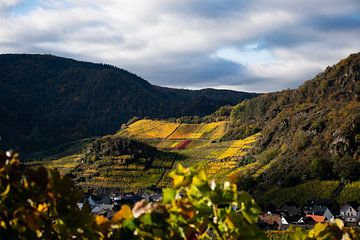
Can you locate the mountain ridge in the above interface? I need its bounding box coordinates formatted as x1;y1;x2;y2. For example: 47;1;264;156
24;52;360;204
0;53;258;153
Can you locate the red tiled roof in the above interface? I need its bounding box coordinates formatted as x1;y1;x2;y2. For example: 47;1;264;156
306;214;325;223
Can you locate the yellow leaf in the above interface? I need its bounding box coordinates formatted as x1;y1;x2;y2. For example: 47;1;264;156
193;171;207;186
334;218;344;230
37;203;48;213
0;220;6;228
112;205;133;222
0;184;10;197
23;178;29;189
96;215;108;226
225;215;235;229
175;175;185;186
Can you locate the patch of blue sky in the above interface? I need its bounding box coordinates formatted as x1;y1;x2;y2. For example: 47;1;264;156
215;42;276;65
10;0;39;15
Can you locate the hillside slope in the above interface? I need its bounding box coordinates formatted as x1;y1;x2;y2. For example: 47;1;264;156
31;53;360;203
33;120;260;191
224;52;360;190
0;54;258;153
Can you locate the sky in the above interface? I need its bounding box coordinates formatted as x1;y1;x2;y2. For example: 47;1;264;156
0;0;359;92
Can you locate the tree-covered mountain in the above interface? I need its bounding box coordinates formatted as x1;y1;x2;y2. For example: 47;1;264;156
223;53;360;189
0;54;258;153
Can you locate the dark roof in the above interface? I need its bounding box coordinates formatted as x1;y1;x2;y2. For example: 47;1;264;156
347;202;360;210
304;205;330;215
301;216;317;225
279;204;301;216
91;194;112;204
305;200;340;215
100;195;112;204
282;214;303;224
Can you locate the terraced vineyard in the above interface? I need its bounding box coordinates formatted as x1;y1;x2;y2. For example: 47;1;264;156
117;120;261;181
35;119;263;191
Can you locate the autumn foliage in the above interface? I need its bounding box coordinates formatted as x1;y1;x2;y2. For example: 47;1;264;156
0;150;359;239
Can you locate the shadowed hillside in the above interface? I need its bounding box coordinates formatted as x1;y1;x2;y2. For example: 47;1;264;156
0;54;258;153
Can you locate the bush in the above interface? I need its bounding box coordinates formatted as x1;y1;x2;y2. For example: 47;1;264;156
0;151;104;239
0;150;358;239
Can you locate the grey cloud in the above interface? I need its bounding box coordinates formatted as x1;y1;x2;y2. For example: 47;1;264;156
164;0;250;18
136;54;263;88
0;0;359;92
306;14;360;31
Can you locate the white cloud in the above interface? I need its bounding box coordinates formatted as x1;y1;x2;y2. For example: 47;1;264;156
0;0;359;92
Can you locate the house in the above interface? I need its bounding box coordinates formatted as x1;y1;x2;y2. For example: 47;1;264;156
305;214;326;223
77;193;91;210
258;210;306;230
141;192;151;202
91;204;115;216
280;214;303;226
304;205;334;221
149;193;162;202
88;194;112;206
278;202;301;216
297;215;318;227
258;213;281;230
340;202;360;223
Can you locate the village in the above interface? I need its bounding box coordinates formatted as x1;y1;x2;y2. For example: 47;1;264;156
77;189;360;230
77;189;163;219
258;200;360;230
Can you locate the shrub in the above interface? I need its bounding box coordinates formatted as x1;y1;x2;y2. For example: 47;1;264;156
0;150;358;239
0;151;104;239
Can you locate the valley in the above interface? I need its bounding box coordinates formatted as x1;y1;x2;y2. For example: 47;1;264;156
27;52;360;207
23;54;360;208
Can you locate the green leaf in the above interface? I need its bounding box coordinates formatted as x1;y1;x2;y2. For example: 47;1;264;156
162;188;176;204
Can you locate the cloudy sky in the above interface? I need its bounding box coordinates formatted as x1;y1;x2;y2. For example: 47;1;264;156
0;0;359;92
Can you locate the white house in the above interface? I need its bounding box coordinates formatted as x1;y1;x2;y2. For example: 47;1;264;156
340;203;360;223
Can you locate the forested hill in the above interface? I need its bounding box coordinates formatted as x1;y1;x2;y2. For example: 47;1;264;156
0;54;258;153
224;52;360;188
